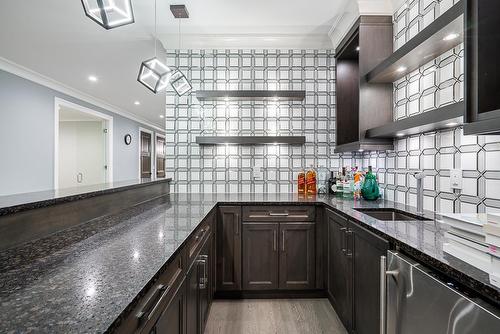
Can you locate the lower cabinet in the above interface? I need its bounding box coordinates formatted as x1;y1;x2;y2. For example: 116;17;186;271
151;281;186;334
242;222;316;291
326;209;389;334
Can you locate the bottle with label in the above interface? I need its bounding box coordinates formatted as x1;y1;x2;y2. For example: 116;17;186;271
298;169;306;195
306;165;317;195
328;171;337;195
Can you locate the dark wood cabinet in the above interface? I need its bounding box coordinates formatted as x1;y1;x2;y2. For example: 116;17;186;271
279;223;316;290
464;0;500;135
326;210;353;330
242;223;279;290
326;208;389;334
351;222;389;334
216;206;242;291
152;281;186;334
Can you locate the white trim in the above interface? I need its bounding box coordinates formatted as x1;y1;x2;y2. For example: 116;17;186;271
154;132;166;178
0;56;165;133
138;127;154;180
55;97;114;189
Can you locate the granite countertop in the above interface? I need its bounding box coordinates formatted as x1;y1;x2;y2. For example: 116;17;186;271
0;193;498;333
0;178;172;216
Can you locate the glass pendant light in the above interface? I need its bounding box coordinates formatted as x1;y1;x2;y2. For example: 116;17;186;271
81;0;134;29
137;0;172;94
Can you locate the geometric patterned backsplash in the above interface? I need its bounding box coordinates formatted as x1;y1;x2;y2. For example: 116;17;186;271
164;49;336;194
357;0;500;214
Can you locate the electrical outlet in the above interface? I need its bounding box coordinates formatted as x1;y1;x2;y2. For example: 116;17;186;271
253;167;263;180
450;169;462;190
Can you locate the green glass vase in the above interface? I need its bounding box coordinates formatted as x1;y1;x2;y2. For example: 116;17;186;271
361;169;380;201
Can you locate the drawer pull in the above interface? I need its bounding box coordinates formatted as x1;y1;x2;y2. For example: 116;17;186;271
136;284;170;324
269;212;289;217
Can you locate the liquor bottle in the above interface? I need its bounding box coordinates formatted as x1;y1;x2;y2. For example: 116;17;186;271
305;165;317;195
298;169;306;195
328;171;337;195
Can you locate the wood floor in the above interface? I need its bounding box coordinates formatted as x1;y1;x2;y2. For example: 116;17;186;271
204;298;348;334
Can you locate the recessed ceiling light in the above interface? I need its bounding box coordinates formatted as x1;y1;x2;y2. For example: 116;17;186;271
443;33;459;41
159;115;164;118
88;75;98;82
134;101;140;105
396;133;405;137
446;122;458;127
396;66;407;73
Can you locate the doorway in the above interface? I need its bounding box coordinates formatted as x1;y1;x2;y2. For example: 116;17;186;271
139;128;153;179
54;98;113;189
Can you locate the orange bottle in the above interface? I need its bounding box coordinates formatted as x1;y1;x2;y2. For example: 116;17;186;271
298;169;306;195
306;165;317;195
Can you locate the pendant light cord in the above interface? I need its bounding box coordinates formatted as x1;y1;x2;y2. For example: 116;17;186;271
178;19;181;50
154;0;157;57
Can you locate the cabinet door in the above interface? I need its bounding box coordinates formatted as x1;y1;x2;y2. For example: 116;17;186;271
216;206;242;291
351;222;389;334
185;261;199;334
152;280;186;334
242;223;279;290
327;210;353;331
279;222;316;290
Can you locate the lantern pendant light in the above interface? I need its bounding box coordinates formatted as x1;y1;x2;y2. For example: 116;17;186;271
81;0;134;30
137;0;172;94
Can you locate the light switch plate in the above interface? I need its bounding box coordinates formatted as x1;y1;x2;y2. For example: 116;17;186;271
450;169;462;190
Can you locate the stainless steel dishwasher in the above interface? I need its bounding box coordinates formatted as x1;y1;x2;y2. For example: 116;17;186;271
380;251;500;334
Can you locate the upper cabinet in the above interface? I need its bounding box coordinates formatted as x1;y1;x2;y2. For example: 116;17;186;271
464;0;500;135
334;16;394;153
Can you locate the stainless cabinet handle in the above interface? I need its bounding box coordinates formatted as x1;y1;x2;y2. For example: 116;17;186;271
269;212;289;216
273;230;277;251
345;229;353;257
136;284;169;324
380;256;386;334
198;255;208;289
282;230;285;251
340;227;347;254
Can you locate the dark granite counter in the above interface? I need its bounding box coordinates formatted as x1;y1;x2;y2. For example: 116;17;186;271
0;178;172;216
0;193;498;333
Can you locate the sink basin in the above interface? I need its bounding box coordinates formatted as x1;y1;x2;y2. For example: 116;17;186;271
355;208;431;221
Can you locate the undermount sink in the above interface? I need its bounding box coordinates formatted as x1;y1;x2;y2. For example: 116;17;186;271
355;208;431;221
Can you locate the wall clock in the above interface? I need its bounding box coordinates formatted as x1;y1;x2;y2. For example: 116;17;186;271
124;134;132;145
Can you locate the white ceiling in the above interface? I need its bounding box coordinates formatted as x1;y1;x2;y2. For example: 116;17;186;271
0;0;400;130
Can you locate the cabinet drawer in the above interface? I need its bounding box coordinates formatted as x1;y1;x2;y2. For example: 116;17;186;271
115;249;185;334
187;217;212;268
242;205;315;222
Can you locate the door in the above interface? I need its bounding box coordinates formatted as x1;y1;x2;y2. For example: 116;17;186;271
242;223;279;290
327;210;353;331
58;119;107;188
152;280;186;334
279;222;316;290
216;206;242;291
156;135;166;178
351;221;389;334
140;131;152;179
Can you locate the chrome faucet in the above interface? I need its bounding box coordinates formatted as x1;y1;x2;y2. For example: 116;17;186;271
413;171;426;215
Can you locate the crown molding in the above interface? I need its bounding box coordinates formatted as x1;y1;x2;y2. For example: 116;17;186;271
0;56;165;133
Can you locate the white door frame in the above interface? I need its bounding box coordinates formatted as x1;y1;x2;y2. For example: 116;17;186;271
138;127;154;179
54;97;114;189
154;132;166;178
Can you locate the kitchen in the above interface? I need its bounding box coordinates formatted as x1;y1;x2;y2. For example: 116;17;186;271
0;0;499;333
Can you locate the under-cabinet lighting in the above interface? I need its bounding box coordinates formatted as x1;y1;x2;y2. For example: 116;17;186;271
358;149;364;152
446;122;458;127
396;66;407;73
443;33;460;41
396;133;405;137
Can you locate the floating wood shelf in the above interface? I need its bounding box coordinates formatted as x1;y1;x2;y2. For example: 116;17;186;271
195;136;306;145
195;90;306;102
364;1;464;83
365;101;464;138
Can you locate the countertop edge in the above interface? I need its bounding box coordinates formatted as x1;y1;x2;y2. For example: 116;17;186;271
0;178;172;217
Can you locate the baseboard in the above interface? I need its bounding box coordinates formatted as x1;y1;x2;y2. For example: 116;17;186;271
214;289;327;299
